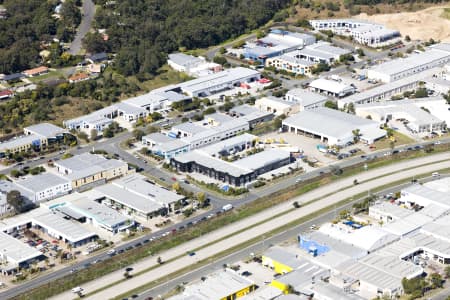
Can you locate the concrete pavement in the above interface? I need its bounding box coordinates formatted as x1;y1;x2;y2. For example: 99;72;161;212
47;152;450;300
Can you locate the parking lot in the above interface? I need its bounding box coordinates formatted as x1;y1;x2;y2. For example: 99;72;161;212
260;131;365;166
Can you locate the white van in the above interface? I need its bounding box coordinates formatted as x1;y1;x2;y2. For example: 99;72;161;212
431;172;440;177
71;287;83;293
222;204;233;212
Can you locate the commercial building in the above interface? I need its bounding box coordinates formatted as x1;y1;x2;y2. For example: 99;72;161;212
0;231;43;274
285;89;328;110
167;269;256;300
338;68;440;108
142;132;173;147
14;173;72;203
0;191;13;217
354;99;447;133
172;148;292;186
54;153;129;190
168;53;222;77
282;108;386;146
255;97;300;116
0;123;68;156
309;78;355;98
309;19;400;47
150;139;190;161
244;29;316;62
52;193;132;234
266;54;315;76
92;174;184;218
198;133;256;158
295;42;352;64
367;44;450;83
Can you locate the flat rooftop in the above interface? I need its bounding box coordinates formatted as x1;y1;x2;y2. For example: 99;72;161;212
309;78;353;94
16;173;70;193
286;88;328;106
33;211;96;243
183;269;254;300
198;133;256;156
24;123;67;138
177;67;260;94
69;196;129;228
283;107;381;140
0;232;42;264
0;134;42;152
93;174;183;214
369;46;450;76
263;246;303;269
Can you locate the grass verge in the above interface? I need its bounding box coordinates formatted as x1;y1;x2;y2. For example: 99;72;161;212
115;167;450;299
11;146;450;300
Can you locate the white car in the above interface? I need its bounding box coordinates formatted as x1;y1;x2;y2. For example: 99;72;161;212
107;249;116;255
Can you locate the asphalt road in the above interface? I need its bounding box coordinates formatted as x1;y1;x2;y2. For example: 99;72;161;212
135;175;447;300
1;120;449;299
69;0;96;55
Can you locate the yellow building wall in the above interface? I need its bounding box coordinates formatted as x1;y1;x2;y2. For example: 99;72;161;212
270;280;288;293
220;284;255;300
262;255;294;274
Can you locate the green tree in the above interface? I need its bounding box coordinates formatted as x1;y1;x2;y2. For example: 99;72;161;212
196;192;206;206
7;190;24;213
352;129;360;143
429;273;443;289
90;129;98;141
213;56;227;65
324;100;338;110
132;129;145;141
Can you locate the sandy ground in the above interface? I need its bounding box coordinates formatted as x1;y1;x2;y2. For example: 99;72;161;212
355;6;450;42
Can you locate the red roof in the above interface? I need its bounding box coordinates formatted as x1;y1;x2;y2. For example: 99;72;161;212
0;89;13;97
23;66;49;76
69;73;89;82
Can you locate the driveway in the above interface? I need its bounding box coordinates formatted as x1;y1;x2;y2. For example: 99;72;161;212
69;0;96;55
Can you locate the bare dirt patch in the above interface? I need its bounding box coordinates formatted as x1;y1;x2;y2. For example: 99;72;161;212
354;6;450;42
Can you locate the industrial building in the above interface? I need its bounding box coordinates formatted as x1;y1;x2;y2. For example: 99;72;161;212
167;53;222;77
354;99;447;133
174;67;261;97
262;246;303;274
54;153;129;190
0;123;68;156
244;29;316;62
14;173;72;203
172;148;292;187
255;97;300;116
309;19;400;47
367;43;450;83
265;42;351;75
92;174;184;218
285;89;328;110
0;209;97;249
338;68;440;108
51;193;132;234
309;78;355;98
295;42;352;64
64;91;188;136
229;104;274;128
282;107;386;146
0;231;43;275
167;269;256;300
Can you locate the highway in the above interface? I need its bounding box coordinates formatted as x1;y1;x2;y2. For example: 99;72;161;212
136;179;427;300
46;153;450;300
1;128;449;299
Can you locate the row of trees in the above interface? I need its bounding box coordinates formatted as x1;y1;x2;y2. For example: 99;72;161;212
91;0;290;76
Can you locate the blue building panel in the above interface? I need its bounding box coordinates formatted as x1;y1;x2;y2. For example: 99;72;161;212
299;235;330;256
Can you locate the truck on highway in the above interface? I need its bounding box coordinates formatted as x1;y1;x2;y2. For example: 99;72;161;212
222;204;233;212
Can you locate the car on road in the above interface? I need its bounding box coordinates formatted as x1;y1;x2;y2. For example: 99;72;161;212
310;224;317;230
107;249;116;255
159;177;166;181
171;177;177;181
188;252;196;256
